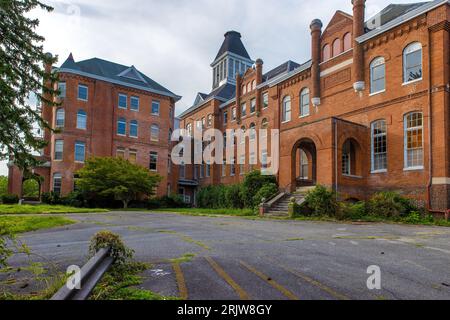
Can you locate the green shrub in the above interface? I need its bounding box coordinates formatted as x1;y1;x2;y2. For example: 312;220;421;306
61;191;86;208
225;184;245;209
148;194;187;209
241;170;277;208
89;231;134;265
1;194;19;204
366;192;415;218
0;176;7;198
253;183;278;207
341;202;367;220
304;185;339;217
41;191;62;205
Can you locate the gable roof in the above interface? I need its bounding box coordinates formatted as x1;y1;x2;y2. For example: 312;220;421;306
214;31;251;62
358;0;448;43
59;55;181;101
322;10;353;38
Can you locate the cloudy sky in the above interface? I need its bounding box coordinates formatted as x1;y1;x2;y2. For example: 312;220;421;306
0;0;418;176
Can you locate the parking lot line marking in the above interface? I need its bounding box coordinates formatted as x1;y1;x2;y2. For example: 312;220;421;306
277;264;350;300
205;257;250;300
172;262;188;300
239;261;299;300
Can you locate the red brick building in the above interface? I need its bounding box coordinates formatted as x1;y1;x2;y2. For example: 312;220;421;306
8;54;181;198
178;0;450;213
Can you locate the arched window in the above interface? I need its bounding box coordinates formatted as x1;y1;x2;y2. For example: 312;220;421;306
56;108;65;128
151;124;160;142
343;33;352;51
332;38;341;56
370;57;386;94
282;96;291;123
186;123;193;136
300;88;310;117
249;123;256;140
342;140;354;175
117;118;126;135
242;85;247;95
404;112;424;169
76;109;87;130
240;126;246;145
247;83;251;93
261;118;269;129
130;120;138;138
207;114;212;127
403;42;422;83
371;120;387;172
252;80;256;90
300;150;309;180
323;44;331;61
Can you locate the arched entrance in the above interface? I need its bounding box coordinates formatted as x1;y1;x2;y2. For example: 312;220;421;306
291;138;317;190
21;173;43;201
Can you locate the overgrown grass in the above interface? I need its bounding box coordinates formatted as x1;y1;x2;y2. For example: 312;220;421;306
152;208;255;216
0;205;108;215
0;216;76;234
90;261;178;300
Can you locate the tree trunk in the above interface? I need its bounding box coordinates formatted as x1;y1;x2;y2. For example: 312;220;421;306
123;200;129;209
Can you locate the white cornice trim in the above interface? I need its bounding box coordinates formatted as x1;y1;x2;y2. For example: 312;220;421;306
432;177;450;185
320;59;353;77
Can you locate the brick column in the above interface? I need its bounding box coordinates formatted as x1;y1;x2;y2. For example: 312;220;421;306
352;0;366;92
310;19;322;107
255;59;263;115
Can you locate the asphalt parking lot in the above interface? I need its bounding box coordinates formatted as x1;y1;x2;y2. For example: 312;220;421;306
3;212;450;300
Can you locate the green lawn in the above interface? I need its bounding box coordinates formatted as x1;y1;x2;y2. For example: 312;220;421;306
0;216;76;234
152;208;255;216
0;204;108;215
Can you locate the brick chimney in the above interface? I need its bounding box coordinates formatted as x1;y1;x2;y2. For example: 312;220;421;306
255;59;263;115
352;0;366;92
310;19;323;107
42;52;54;158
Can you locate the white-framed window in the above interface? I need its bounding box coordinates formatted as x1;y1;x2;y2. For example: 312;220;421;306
129;149;137;164
149;152;158;171
240;126;246;145
56;108;65;128
151;101;160;116
53;173;62;195
282;96;291;123
196;120;202;130
202;117;206;128
371;120;387;172
206;163;211;177
200;163;204;179
74;141;86;163
232;107;237;121
342;140;352;175
117;118;126;136
300;88;310;117
250;98;256;114
118;94;127;109
300;150;309;180
130;120;138;138
54;140;64;160
130;96;140;111
252;80;256;91
222;163;226;177
404;112;424;169
249;123;256;141
239;155;245;175
207;114;212;127
370;57;386;94
241;103;247;117
261;149;268;170
403;42;422;84
186;123;193;137
249;152;256;171
230;157;236;176
77;109;87;130
262;92;269;109
193;164;198;179
78;85;88;101
223;111;228;125
151;124;160;142
58;82;66;98
116;148;125;159
179;162;186;179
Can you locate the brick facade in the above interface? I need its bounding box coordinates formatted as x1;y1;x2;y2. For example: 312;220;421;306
178;0;450;212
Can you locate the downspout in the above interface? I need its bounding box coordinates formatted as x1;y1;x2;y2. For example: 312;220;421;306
334;118;338;195
427;27;434;212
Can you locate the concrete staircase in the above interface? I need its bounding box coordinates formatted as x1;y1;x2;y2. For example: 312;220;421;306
265;186;315;217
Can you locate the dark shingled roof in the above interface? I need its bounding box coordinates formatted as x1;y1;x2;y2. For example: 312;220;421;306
263;60;301;82
214;31;251;61
59;55;180;100
365;2;428;31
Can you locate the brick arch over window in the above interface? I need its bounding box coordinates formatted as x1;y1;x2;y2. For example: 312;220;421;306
343;32;352;51
332;38;341;56
341;138;362;177
290;138;318;190
322;44;331;61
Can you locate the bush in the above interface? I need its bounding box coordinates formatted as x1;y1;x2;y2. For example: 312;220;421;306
61;191;86;208
147;194;187;209
225;184;245;209
41;191;62;205
341;201;367;220
241;171;277;208
253;183;278;207
304;185;339;217
366;192;415;218
89;231;134;265
1;194;19;204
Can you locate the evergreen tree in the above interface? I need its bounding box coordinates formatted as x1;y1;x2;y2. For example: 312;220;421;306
0;0;58;170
